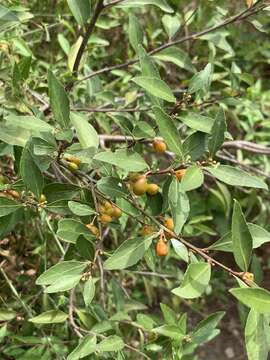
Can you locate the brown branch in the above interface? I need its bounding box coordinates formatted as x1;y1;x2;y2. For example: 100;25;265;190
96;134;270;157
72;0;104;76
78;1;266;83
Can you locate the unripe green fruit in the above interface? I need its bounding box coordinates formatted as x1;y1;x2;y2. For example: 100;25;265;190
68;162;79;172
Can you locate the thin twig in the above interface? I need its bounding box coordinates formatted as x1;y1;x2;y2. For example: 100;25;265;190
72;0;104;75
78;2;266;83
0;263;33;316
96;134;270;157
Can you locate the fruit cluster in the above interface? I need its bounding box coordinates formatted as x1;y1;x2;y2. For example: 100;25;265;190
129;175;159;196
65;155;81;172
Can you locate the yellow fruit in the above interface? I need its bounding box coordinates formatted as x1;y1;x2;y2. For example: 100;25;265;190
98;214;112;224
164;218;174;231
104;201;112;210
112;206;122;219
175;169;186;181
39;194;47;203
132;177;148;196
153;139;167;153
65;155;81;166
146;183;159;196
68;162;79;172
129;173;141;183
7;190;20;199
98;204;106;214
242;272;254;283
140;225;155;236
86;224;100;237
156;239;168;257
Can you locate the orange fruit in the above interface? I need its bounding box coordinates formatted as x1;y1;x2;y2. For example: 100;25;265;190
153;139;167;153
175;169;186;181
156;239;168;256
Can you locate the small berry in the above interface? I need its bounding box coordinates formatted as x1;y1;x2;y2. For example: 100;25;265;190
164;218;174;231
153;139;167;153
112;206;122;219
146;183;159;196
132;176;148;196
156;239;168;256
175;169;186;181
98;214;112;224
39;194;47;203
140;225;156;236
86;224;100;237
7;190;20;199
65;155;81;166
67;162;79;172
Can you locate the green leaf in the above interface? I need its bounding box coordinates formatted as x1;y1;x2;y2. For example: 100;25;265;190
152;325;185;340
104;235;154;270
209;224;270;252
48;70;70;128
68;201;96;216
83;278;95;307
153;106;183;159
162;15;181;38
67;335;97;360
206;165;268;190
181;166;204;192
71;112;99;149
183;131;207;161
97;177;129;198
20;141;44;198
232;200;252;271
188;63;212;94
208;108;227;157
0;5;19;28
192;311;225;345
117;0;174;13
138;45;160;79
132;77;176;103
128;13;143;52
96;335;125;352
245;310;270;360
36;261;87;285
29;310;68;324
67;0;91;26
45;275;82;293
0;309;16;321
153;46;195;73
230;288;270;314
168;178;190;235
172;262;211;299
57;219;93;243
5;115;53;134
180;113;214;133
0;124;30;146
171;239;189;263
160;303;177;325
0;197;22;217
94;149;148;172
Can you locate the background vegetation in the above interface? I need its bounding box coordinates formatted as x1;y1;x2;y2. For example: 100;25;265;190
1;0;270;359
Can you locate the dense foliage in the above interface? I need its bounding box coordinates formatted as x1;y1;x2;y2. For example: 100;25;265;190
1;0;270;359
